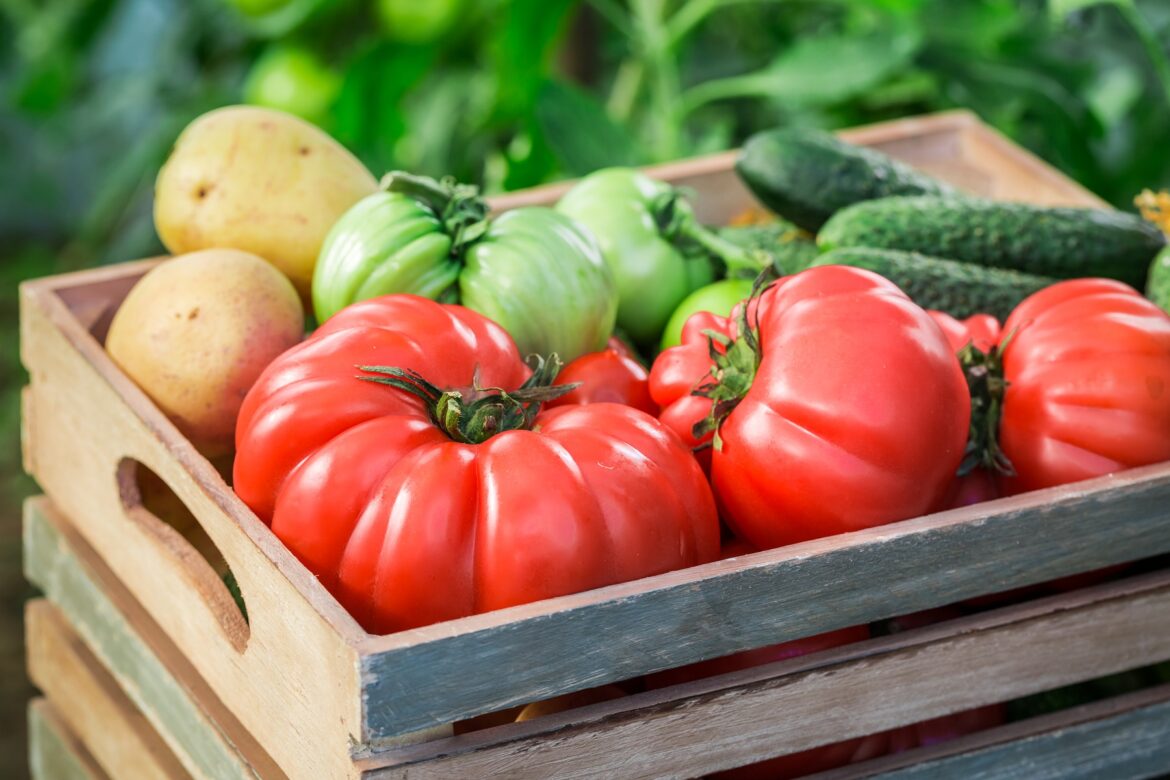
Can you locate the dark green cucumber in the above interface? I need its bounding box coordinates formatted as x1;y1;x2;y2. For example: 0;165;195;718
818;196;1166;289
810;247;1055;321
735;127;956;231
1146;245;1170;314
719;221;818;276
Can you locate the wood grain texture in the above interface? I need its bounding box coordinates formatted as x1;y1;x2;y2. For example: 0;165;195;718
354;572;1170;777
25;600;192;780
23;497;277;780
28;699;109;780
357;461;1170;738
823;684;1170;779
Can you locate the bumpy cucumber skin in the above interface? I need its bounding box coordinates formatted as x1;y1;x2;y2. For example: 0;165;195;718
818;196;1165;289
1146;245;1170;314
735;128;956;232
719;222;819;275
811;247;1055;321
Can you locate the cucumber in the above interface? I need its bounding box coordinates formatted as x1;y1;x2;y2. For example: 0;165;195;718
735;127;956;231
1146;245;1170;313
719;221;818;276
810;247;1055;321
818;196;1165;288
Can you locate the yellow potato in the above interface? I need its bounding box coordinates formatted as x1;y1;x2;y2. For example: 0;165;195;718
154;105;378;298
106;249;304;455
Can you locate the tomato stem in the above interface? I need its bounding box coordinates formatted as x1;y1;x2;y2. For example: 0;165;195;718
381;171;490;255
356;356;579;444
650;190;770;277
690;277;770;449
956;336;1015;477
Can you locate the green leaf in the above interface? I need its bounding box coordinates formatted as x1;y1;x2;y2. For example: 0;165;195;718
1050;0;1132;23
681;24;922;113
534;79;641;176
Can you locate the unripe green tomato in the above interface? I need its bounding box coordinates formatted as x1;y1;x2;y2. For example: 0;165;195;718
374;0;464;43
660;278;755;351
243;45;342;127
557;168;716;348
313;191;458;322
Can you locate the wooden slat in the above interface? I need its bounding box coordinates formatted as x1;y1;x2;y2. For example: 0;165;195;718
26;600;192;780
824;684;1170;779
356;460;1170;739
354;570;1170;777
28;699;109;780
22;497;276;780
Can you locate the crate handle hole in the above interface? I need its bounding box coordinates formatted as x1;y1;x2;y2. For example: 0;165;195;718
116;458;250;652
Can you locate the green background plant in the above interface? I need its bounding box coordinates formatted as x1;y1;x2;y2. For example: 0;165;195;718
2;0;1170;774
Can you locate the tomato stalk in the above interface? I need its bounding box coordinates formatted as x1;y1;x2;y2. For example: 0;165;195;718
690;280;769;450
955;338;1015;477
380;171;490;255
357;356;578;444
650;190;770;278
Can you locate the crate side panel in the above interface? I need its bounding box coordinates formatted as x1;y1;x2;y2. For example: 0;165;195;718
856;691;1170;780
23;498;273;780
361;466;1170;738
28;699;110;780
26;600;192;780
359;577;1170;778
20;280;365;780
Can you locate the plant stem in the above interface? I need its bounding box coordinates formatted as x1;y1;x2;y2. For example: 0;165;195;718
631;0;681;160
607;59;645;123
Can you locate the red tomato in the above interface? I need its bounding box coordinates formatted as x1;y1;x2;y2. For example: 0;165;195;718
234;295;719;633
996;278;1170;493
929;311;1002;354
649;266;970;549
549;337;658;415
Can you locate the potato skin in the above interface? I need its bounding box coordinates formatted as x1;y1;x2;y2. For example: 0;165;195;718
153;105;378;298
106;249;304;455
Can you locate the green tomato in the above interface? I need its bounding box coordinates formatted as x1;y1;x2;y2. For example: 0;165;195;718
313;174;616;363
660;278;755;351
557;168;749;348
375;0;464;43
243;45;342;127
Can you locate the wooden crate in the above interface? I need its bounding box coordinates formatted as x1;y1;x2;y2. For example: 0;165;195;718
24;495;1170;780
19;109;1170;778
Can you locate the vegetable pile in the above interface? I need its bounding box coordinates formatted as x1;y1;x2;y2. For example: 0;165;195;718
100;104;1170;770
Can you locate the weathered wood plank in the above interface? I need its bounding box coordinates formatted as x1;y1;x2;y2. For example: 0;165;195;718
25;600;192;780
358;461;1170;739
28;699;109;780
827;684;1170;779
23;497;277;780
354;571;1170;777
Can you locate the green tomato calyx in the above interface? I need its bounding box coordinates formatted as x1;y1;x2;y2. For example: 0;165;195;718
690;279;771;451
356;355;579;444
649;190;771;278
381;171;490;256
955;334;1015;477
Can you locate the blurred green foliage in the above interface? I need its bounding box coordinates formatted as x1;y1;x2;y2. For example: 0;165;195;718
4;0;1170;274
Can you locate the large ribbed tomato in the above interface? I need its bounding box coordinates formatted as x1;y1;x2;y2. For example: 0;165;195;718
996;278;1170;493
649;266;970;549
234;295;719;633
